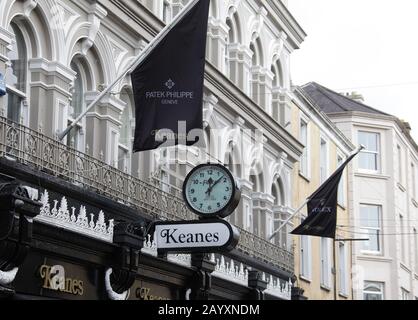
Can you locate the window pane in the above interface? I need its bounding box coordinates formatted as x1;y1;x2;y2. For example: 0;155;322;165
364;282;384;300
364;292;382;300
6;93;22;123
360;205;381;252
359;131;378;152
359;152;377;171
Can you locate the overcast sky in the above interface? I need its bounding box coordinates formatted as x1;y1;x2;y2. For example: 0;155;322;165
288;0;418;141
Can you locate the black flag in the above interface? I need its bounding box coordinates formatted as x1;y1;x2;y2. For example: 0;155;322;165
131;0;210;152
291;150;360;238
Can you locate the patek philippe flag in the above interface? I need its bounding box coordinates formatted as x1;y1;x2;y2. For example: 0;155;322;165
291;150;360;238
131;0;210;152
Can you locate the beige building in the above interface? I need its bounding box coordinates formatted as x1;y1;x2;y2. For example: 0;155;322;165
289;87;355;300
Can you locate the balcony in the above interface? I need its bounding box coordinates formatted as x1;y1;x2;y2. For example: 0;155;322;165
0;116;294;274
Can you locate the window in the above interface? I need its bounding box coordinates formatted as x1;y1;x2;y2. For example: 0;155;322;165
110;131;117;167
337;155;345;206
411;163;416;199
68;61;85;151
225;18;233;76
358;131;380;172
300;231;311;279
363;281;384;300
401;288;410;300
6;23;27;124
320;238;331;287
266;214;274;243
360;204;382;253
339;242;348;295
300;119;308;176
320;138;328;183
397;145;403;183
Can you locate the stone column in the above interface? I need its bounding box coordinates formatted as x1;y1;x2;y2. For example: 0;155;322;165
206;18;229;71
28;59;75;137
252;193;274;239
228;44;252;94
250;67;273;112
271;87;281;123
237;179;253;231
84;92;124;164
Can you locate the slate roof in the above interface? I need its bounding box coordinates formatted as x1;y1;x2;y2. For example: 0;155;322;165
301;82;391;116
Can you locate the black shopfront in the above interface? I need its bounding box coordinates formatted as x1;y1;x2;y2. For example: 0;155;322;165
0;154;300;301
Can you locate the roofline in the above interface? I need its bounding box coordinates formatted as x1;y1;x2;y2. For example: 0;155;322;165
301;82;392;117
292;86;356;152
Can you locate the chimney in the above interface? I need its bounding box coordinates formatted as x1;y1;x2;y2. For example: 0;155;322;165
344;91;365;103
401;120;412;134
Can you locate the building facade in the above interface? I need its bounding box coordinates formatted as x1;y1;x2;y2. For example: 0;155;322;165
290;87;355;300
302;82;418;300
0;0;308;300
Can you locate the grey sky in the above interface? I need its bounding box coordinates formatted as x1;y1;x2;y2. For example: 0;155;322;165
288;0;418;142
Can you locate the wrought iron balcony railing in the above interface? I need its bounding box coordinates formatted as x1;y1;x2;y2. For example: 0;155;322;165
0;116;293;273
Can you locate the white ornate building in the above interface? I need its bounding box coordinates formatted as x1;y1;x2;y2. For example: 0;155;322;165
0;0;306;247
0;0;307;299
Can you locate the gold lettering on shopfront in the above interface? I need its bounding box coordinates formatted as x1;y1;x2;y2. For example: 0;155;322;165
39;265;84;296
136;287;169;300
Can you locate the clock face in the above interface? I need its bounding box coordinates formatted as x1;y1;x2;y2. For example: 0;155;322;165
183;164;237;217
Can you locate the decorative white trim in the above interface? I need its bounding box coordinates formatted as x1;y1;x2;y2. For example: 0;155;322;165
264;273;292;300
0;267;19;286
212;254;248;286
104;268;129;300
35;190;114;243
211;254;292;300
141;233;157;256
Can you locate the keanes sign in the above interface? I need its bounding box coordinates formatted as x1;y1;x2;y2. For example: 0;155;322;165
155;219;239;254
39;264;84;296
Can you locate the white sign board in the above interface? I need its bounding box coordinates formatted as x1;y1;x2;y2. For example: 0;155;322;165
154;220;239;253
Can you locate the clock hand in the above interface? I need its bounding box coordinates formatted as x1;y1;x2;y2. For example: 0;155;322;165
206;175;225;195
205;178;214;196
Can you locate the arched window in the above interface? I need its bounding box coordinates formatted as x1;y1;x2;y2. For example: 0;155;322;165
249;37;263;102
225;17;233;76
68;58;89;152
271;60;284;123
271;178;288;247
6;22;28;123
225;11;241;85
119;87;134;172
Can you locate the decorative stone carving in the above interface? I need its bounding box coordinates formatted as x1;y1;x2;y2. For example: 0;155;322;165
36;190;114;243
81;4;108;55
23;0;37;17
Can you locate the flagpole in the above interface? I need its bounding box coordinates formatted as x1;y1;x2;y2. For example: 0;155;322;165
57;0;201;141
268;145;365;242
268;199;308;241
333;239;337;300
